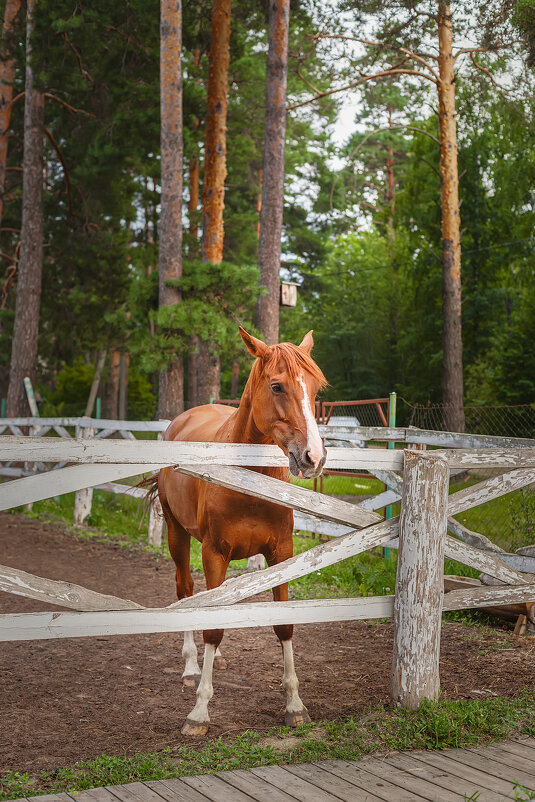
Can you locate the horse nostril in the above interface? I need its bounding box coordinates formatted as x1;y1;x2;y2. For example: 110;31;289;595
304;451;315;466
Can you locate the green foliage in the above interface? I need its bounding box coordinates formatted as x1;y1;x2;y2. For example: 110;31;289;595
133;260;261;374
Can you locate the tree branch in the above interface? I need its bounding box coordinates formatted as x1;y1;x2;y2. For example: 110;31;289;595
289;67;438;112
44;93;96;119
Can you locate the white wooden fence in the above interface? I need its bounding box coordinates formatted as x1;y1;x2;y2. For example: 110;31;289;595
1;426;535;708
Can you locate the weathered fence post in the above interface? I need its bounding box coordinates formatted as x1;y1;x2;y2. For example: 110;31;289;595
391;449;449;709
148;494;164;547
73;425;95;525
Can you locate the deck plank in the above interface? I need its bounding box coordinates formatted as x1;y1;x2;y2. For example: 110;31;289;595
25;796;74;802
381;752;506;802
316;759;430;802
500;740;535;761
67;789;122;802
444;747;535;790
284;762;385;802
101;783;168;802
250;764;344;802
412;749;522;796
181;773;257;801
469;744;535;777
215;767;299;801
334;756;465;802
144;778;211;802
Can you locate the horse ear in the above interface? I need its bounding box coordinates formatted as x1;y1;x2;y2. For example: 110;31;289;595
239;326;268;358
299;330;314;354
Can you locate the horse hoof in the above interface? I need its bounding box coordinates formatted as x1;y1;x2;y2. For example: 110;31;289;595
182;674;201;689
214;656;227;671
284;708;311;727
181;718;209;737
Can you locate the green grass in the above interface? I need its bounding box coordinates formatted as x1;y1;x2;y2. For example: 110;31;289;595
2;691;535;800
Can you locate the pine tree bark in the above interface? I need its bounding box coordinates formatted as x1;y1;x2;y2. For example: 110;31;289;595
6;0;44;417
254;0;290;345
158;0;184;420
0;0;21;224
197;0;231;405
437;1;465;433
103;348;120;419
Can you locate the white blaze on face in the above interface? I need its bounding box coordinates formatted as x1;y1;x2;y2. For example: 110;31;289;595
298;374;324;469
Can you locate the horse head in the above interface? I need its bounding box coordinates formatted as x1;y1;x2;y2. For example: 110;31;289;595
239;327;327;479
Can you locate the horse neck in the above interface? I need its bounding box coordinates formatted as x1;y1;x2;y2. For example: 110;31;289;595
227;381;268;445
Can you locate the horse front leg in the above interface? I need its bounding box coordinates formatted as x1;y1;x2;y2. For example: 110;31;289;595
181;545;228;736
268;550;311;727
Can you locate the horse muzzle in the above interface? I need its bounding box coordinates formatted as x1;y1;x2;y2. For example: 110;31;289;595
288;445;327;479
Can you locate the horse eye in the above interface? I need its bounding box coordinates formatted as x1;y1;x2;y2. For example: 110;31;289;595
271;383;284;394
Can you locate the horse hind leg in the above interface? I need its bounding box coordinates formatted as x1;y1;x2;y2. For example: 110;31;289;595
164;507;201;689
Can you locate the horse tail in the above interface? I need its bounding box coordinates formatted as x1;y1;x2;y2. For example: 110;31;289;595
137;472;160;505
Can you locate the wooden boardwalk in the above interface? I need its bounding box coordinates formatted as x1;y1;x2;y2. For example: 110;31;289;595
13;738;535;802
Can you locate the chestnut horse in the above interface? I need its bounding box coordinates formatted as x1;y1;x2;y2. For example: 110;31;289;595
156;327;327;736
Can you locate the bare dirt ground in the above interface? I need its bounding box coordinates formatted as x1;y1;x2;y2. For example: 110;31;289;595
1;511;535;775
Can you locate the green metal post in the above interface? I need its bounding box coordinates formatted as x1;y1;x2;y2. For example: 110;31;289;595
384;391;397;558
96;397;101;420
1;398;5;418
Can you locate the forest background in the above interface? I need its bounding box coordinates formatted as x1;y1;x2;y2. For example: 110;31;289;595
0;0;534;430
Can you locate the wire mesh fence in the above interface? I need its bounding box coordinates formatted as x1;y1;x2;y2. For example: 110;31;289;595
400;399;535;552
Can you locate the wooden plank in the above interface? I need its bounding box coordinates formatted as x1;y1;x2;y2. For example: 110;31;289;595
381;752;502;801
0;596;395;642
215;768;299;802
499;740;535;761
25;795;74;802
69;789;121;802
358;488;399;511
444;583;535;610
181;773;256;801
448;469;535;515
443;537;526;584
284;762;385;802
176;464;381;529
293;513;352;538
0;463;165;511
144;778;210;802
346;756;471;802
469;744;535;777
438;747;535;791
95;483;146;499
102;782;166;802
410;750;523;797
446;518;506;553
0;436;404;470
315;759;430;802
319;424;535;450
250;764;343;802
0;417;170;431
392;451;449;708
0;564;143;611
443;449;535;469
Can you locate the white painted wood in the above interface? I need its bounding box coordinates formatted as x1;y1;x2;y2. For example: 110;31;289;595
148;497;164;547
74;428;95;525
358;488;399;511
443;536;525;584
448;469;535;515
293;513;352;538
443;450;535;469
0;564;142;610
0;436;405;470
447;517;506;553
0;463;165;511
176;464;381;529
367;467;404;494
319;424;535;450
0;416;170;431
392;450;450;709
94;482;147;499
2;582;535;642
0;597;395;641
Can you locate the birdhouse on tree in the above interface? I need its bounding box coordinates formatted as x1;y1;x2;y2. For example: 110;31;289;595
280;281;297;307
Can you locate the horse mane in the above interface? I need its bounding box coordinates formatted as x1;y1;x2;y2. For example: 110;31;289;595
251;342;327;389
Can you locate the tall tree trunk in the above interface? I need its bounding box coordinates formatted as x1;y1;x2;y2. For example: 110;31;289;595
437;1;465;433
197;0;231;405
6;0;44;417
187;53;201;409
254;0;290;345
103;348;120;419
0;0;21;224
158;0;184;420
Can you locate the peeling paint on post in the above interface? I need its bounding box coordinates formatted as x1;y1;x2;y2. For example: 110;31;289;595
391;449;449;710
